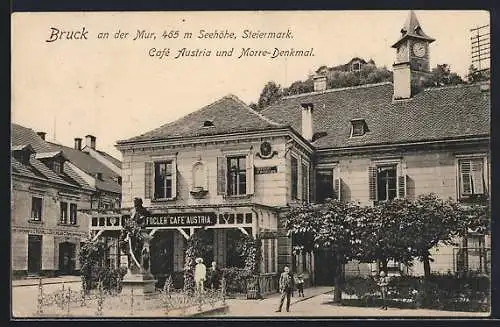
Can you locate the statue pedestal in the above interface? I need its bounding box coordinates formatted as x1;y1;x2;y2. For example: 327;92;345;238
122;272;158;297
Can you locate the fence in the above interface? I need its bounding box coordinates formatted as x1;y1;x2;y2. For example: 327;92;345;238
35;276;226;317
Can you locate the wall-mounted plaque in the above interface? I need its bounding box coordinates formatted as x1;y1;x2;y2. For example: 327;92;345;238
255;166;278;174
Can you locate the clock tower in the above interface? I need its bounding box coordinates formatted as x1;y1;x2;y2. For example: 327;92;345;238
392;11;435;99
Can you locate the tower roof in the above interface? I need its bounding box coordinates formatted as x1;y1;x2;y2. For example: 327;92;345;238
392;10;435;48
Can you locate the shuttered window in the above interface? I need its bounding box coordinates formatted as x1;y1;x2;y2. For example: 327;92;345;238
459;159;485;197
301;163;309;202
369;163;406;202
60;201;68;224
217;153;254;197
291;157;298;200
145;159;177;200
316;169;334;202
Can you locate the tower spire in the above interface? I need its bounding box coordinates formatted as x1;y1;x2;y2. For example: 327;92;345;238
392;10;435;48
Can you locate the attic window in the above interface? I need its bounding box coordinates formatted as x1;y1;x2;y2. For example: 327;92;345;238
52;161;62;174
96;172;103;180
202;120;214;128
352;62;361;72
350;119;367;137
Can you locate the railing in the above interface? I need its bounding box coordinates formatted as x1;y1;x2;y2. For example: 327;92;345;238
35;276;226;317
256;273;279;295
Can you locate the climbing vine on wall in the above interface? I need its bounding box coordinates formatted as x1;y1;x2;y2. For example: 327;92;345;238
237;234;263;274
183;229;211;294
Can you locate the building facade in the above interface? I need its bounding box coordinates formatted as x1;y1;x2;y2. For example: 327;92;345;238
92;11;489;288
11;124;122;278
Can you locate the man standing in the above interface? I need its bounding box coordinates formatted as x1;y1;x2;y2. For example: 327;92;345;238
194;258;207;293
207;261;222;290
276;266;294;312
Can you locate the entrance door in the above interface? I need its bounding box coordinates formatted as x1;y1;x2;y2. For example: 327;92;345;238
59;242;76;275
28;235;42;275
314;249;336;286
151;231;175;277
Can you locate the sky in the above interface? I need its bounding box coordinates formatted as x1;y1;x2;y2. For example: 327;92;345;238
11;10;490;160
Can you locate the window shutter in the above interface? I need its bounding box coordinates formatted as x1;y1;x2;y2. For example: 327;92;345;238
171;159;177;199
368;166;377;201
144;162;153;199
246;153;255;195
460;161;472;196
217;156;227;195
334;178;342;201
471;160;484;195
398;175;407;198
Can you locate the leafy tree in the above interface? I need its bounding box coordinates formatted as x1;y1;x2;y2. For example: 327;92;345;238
283;78;314;96
423;64;464;87
284;199;366;303
467;65;490;83
256;81;283;111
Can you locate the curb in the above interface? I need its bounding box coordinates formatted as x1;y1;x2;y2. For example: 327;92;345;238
188;305;230;317
13;279;81;287
290;288;334;306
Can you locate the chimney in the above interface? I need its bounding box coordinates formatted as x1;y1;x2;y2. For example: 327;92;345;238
85;134;96;150
37;132;46;140
300;103;314;141
74;138;82;151
313;75;327;92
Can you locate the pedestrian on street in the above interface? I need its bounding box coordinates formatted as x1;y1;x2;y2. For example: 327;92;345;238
296;273;305;297
378;270;389;310
194;257;206;294
276;266;294;312
207;261;222;290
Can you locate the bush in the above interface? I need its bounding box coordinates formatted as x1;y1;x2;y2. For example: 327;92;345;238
221;267;253;295
343;276;379;299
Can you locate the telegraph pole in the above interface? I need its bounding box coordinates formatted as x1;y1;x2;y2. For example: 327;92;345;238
470;24;490;72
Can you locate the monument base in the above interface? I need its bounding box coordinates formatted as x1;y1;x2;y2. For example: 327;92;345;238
122;273;158;297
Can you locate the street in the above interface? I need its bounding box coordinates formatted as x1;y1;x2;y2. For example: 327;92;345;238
11;281;489;318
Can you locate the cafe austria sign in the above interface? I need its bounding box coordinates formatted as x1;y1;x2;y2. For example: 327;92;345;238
144;212;217;227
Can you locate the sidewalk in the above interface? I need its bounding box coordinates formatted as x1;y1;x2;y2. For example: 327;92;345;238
222;286;333;316
12;275;81;287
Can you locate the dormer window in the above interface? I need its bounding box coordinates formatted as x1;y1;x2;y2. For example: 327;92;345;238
96;172;103;180
350;119;367;137
52;161;62;174
352;62;361;72
202;120;214;128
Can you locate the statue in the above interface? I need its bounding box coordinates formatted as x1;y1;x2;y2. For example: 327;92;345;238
123;197;152;276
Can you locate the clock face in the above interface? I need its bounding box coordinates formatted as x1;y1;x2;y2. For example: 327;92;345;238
397;44;408;61
412;42;426;57
260;141;272;156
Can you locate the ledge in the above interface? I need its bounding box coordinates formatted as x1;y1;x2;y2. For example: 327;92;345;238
28;220;44;225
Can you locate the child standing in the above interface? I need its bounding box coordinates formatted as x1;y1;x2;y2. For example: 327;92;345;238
296;274;305;297
378;270;389;310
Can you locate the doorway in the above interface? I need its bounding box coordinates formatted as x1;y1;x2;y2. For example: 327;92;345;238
59;242;76;275
151;230;175;277
28;235;42;275
314;248;336;286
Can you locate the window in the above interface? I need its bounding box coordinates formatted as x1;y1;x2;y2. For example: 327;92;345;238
96;172;103;180
291;157;298;200
154;161;173;199
202;120;214;127
350;119;366;137
352;62;361;72
60;202;68;224
459;158;485;198
316;169;334;202
227;156;246;196
52;161;62;174
376;165;397;201
31;197;42;221
302;163;309;202
70;203;77;225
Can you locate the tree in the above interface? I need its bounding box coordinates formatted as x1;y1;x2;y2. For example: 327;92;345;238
358;199;415;272
402;194;469;278
423;64;464;87
467;65;490;83
284;199;366;303
256;81;283;111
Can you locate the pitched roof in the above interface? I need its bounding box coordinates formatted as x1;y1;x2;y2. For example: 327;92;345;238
119;94;286;143
35;151;66;160
95;149;122;169
11;123;53;152
392;10;435;48
261;82;490;150
47;142;121;194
